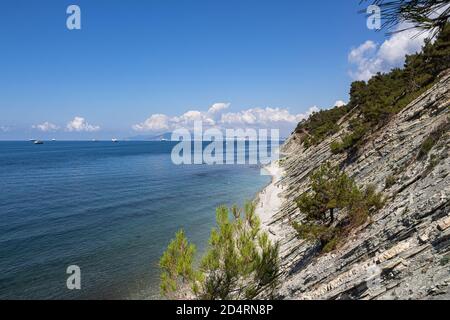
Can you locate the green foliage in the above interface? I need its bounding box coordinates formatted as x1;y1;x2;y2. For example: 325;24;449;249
199;203;279;300
417;121;449;160
292;222;330;243
418;136;436;160
295;23;450;154
337;23;450;153
160;203;279;300
440;254;450;266
296;163;359;223
362;184;385;212
330;141;343;154
364;1;450;38
294;163;384;252
424;154;441;175
322;237;340;253
295;105;349;148
331;119;369;154
159;230;200;298
385;175;397;189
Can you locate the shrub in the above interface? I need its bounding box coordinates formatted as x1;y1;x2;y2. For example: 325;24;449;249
295;105;349;148
330;141;344;154
385;175;397;189
440;254;450;266
417;121;449;160
322;237;339;253
418;136;436;160
351;184;385;221
160;203;279;300
330;119;368;154
292;222;330;243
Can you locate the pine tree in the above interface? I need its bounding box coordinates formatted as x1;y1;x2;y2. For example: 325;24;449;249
200;204;279;300
159;203;279;300
159;230;201;299
294;163;384;252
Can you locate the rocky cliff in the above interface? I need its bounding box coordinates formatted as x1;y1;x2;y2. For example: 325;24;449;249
271;70;450;300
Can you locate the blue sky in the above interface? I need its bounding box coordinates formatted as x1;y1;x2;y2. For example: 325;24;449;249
0;0;425;139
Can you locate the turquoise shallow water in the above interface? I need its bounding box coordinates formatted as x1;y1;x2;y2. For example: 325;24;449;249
0;141;270;299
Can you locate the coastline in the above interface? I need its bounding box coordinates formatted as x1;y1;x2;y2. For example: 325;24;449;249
255;161;286;243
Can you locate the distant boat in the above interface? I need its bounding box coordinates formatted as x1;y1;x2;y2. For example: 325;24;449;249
34;140;44;145
51;139;56;141
112;138;118;143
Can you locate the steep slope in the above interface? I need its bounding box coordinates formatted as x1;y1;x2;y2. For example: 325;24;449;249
271;70;450;300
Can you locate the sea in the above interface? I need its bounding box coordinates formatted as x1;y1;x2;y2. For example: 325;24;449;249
0;141;271;299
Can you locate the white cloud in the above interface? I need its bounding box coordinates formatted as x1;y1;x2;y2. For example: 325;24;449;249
134;103;233;132
348;40;377;65
0;125;10;132
334;100;347;107
220;106;319;127
173;110;216;126
208;102;230;114
32;122;59;132
132;114;170;132
132;103;319;133
66;117;100;132
348;25;431;81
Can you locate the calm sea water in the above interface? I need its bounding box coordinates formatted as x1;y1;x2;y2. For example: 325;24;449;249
0;141;270;299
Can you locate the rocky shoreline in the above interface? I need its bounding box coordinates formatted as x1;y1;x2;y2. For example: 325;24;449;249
255;162;286;243
259;70;450;300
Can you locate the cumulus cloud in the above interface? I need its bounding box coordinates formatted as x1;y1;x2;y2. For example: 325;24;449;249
132;114;170;132
133;109;220;132
133;103;225;132
348;25;431;81
208;102;230;114
173;110;216;126
132;103;319;134
220;106;319;127
334;100;347;107
0;125;11;132
32;122;59;132
66;117;100;132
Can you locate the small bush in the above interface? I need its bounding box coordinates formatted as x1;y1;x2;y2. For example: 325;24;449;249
426;154;440;172
385;175;397;189
295;105;349;148
417;121;449;160
330;141;344;154
362;184;385;211
440;254;450;266
292;222;330;244
322;237;339;253
418;136;436;160
329;120;368;154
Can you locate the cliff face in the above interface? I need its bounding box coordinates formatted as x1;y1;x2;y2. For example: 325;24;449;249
272;71;450;300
